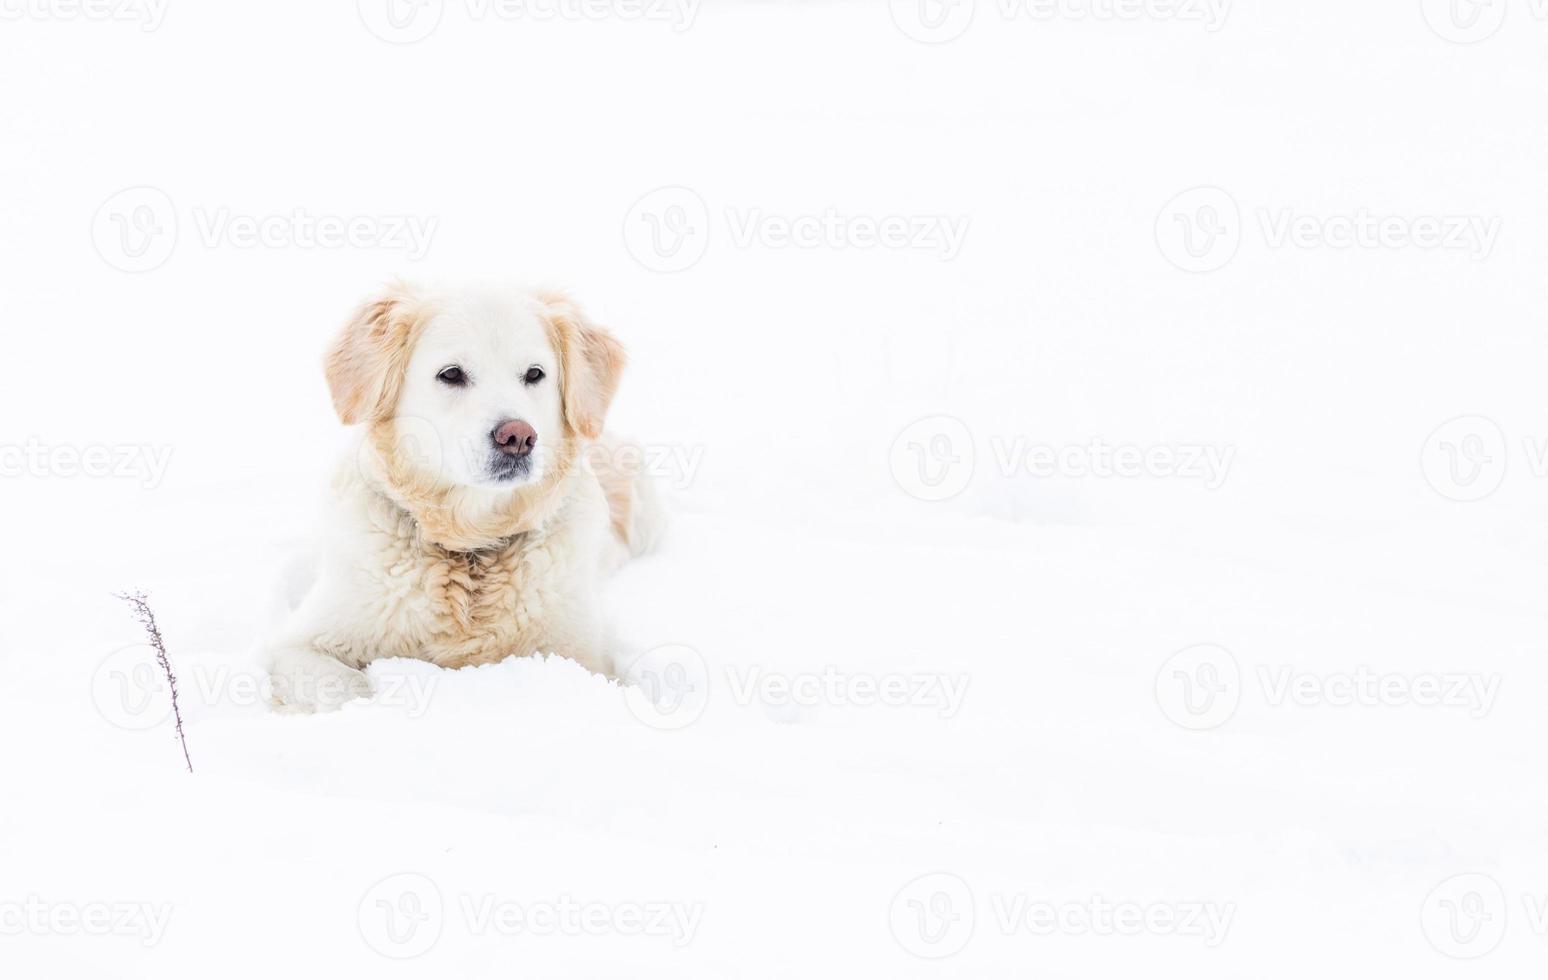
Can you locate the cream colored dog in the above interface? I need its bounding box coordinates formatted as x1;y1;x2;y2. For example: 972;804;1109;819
265;282;661;713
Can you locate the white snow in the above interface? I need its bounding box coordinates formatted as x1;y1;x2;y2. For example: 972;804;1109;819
2;1;1546;976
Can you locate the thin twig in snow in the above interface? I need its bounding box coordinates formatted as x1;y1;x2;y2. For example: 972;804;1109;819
114;591;193;774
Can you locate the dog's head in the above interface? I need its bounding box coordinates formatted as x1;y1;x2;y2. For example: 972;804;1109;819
325;282;625;493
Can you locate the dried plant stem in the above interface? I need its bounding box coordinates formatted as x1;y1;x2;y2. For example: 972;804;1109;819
114;591;193;774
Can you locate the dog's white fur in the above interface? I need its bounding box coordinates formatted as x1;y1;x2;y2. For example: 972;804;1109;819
265;282;659;713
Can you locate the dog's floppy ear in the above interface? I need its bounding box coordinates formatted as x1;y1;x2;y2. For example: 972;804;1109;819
540;290;626;441
324;283;424;425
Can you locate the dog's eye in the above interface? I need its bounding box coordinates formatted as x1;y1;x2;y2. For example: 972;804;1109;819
437;366;467;387
523;366;545;385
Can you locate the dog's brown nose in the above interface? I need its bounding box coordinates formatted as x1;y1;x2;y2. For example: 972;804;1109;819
492;419;537;458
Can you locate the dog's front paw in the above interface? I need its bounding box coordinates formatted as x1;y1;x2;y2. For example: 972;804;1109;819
268;655;372;714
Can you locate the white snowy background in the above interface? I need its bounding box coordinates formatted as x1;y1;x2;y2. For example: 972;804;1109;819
2;0;1545;975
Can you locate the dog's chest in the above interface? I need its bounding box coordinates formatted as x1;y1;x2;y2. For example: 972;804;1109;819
368;519;561;669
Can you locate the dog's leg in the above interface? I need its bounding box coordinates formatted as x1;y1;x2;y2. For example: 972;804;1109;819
538;602;621;679
266;642;372;714
559;628;620;679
